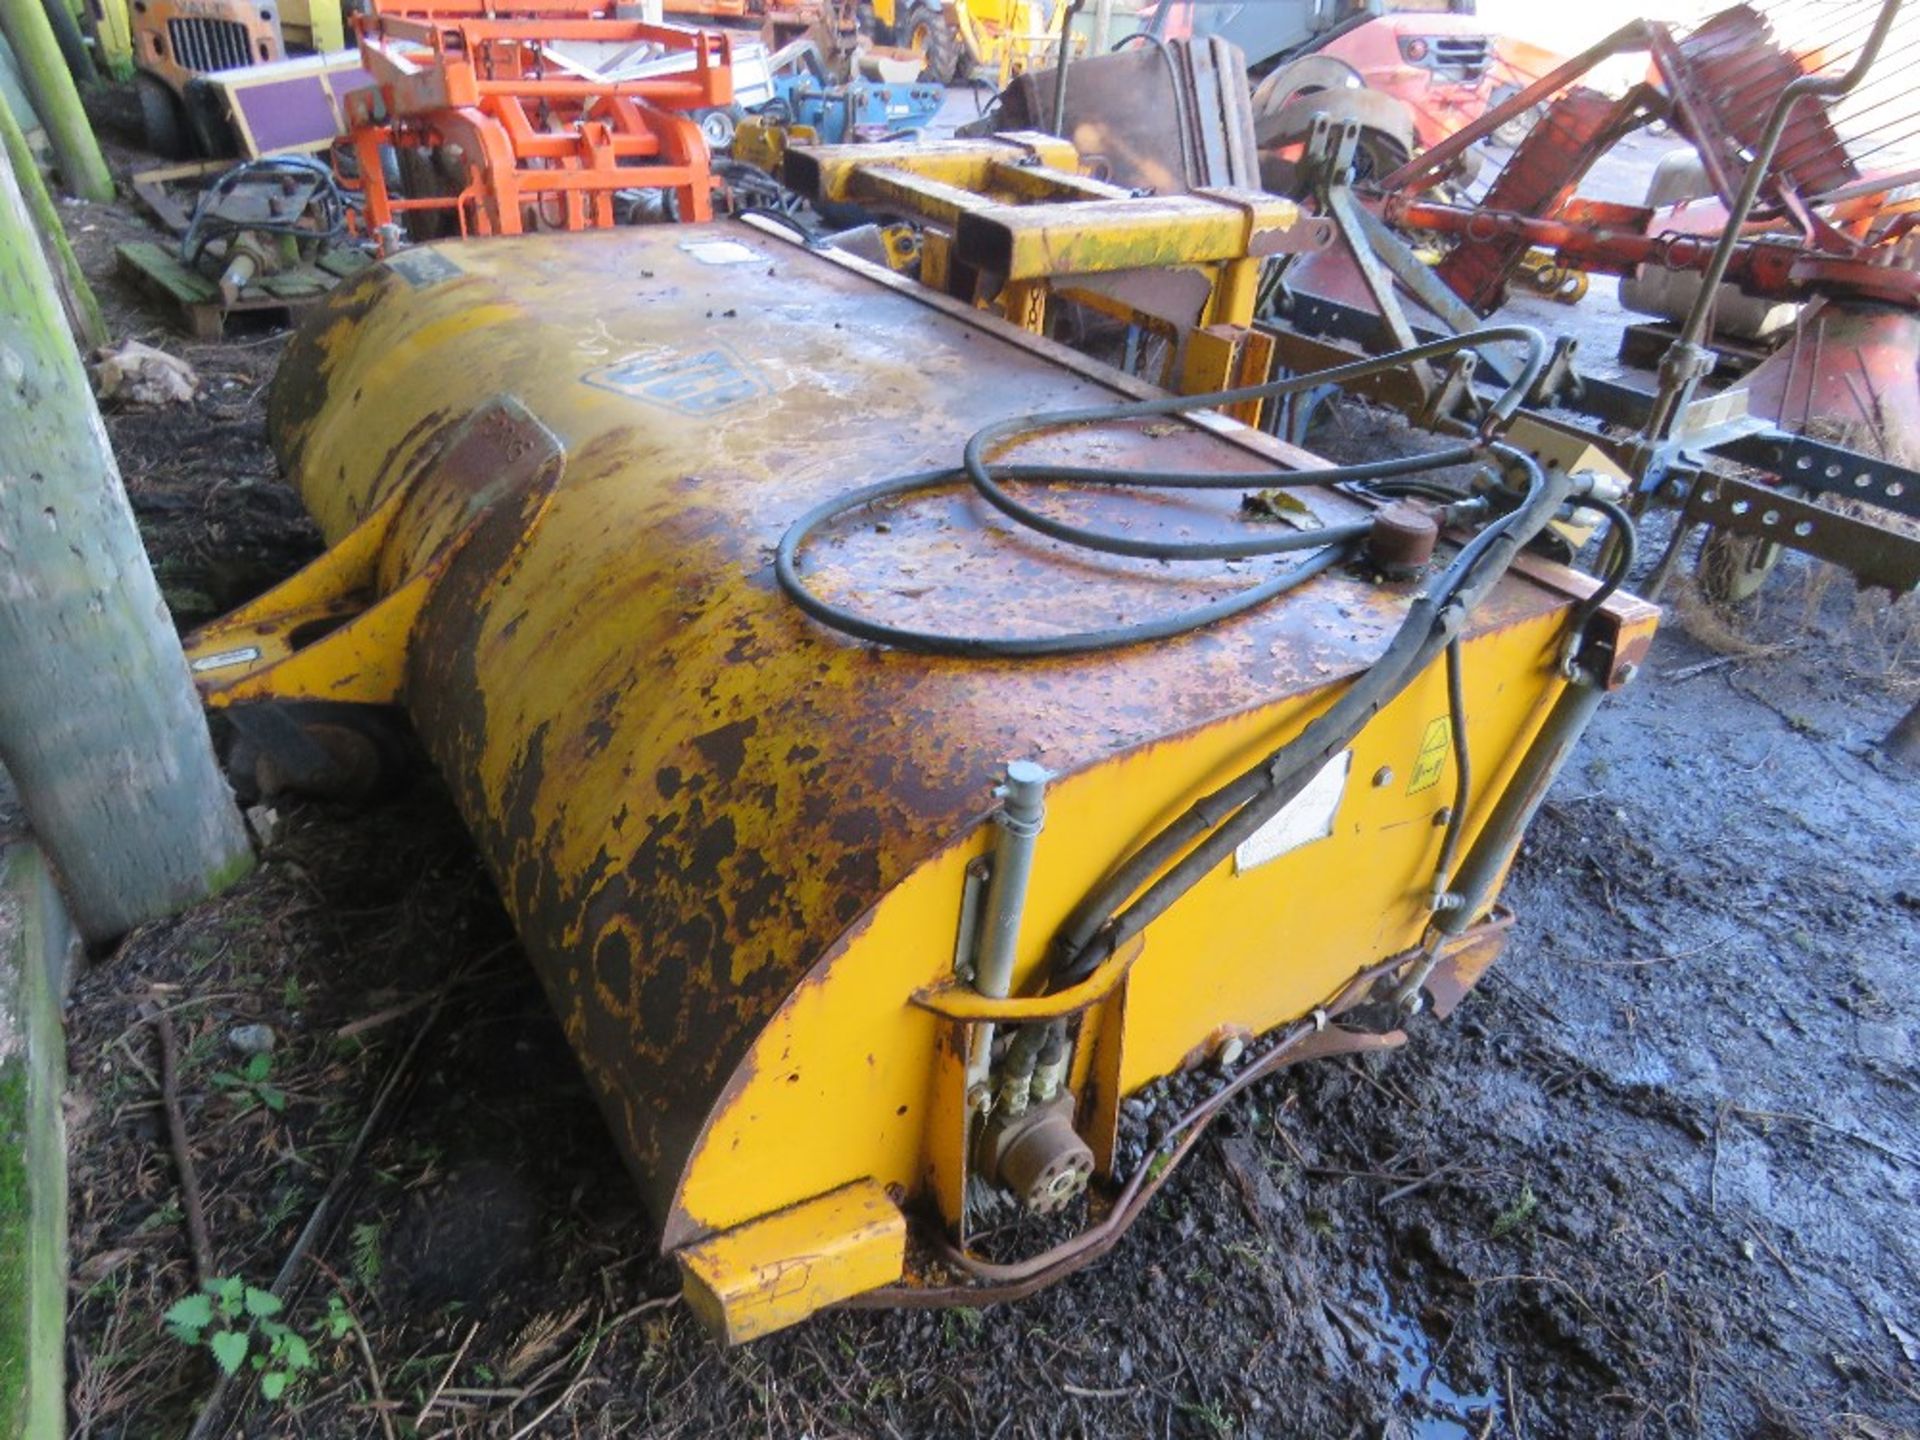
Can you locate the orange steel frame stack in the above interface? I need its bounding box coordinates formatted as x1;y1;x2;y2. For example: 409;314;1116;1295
340;0;734;244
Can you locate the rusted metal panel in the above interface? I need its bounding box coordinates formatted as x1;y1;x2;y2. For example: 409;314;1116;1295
262;222;1597;1248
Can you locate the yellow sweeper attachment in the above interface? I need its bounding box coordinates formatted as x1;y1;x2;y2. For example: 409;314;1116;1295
184;219;1655;1343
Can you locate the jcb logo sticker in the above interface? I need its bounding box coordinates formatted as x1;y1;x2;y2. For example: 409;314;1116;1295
583;345;767;416
1407;715;1451;794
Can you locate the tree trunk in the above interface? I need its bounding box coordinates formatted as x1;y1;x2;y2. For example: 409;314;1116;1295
0;141;253;944
0;0;110;201
0;90;105;349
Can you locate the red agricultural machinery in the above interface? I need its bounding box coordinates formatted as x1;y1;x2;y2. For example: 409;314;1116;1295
1259;0;1920;611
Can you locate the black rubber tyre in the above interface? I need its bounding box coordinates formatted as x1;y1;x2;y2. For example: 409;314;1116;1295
902;2;962;84
135;72;189;160
1353;127;1410;187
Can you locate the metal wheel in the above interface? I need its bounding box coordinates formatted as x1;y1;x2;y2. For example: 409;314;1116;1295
696;107;738;152
1489;83;1544;149
1695;527;1783;604
1695;485;1805;604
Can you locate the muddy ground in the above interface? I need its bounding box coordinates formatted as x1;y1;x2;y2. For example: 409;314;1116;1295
45;95;1920;1440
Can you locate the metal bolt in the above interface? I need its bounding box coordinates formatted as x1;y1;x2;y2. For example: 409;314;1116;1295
1372;766;1394;787
966;1083;990;1113
1617;662;1640;684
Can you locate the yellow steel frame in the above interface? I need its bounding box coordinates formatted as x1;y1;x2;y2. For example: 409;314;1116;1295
788;133;1304;334
785;133;1323;413
673;600;1653;1251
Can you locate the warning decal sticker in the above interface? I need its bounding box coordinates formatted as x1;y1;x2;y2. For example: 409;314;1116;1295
1407;716;1452;794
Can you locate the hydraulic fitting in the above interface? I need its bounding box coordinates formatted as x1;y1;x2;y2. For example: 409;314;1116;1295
980;1092;1095;1215
1366;501;1439;578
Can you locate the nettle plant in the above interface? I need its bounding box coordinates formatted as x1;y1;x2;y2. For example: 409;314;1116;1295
165;1279;353;1401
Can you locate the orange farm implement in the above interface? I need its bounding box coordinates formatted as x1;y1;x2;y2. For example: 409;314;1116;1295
339;0;734;247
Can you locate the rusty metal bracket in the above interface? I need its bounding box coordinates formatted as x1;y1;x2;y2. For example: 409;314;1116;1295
1421;906;1515;1018
185;396;566;705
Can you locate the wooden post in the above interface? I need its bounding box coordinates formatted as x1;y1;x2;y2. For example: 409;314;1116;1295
0;91;105;348
0;141;253;944
0;0;111;200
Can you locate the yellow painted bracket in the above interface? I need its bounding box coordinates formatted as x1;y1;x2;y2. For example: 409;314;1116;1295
186;396;564;709
910;936;1147;1023
1179;325;1278;420
184;481;411;705
784;132;1082;206
676;1180;906;1344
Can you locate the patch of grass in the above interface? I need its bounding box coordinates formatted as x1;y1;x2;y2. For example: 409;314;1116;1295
1224;1241;1273;1279
1178;1397;1234;1436
939;1307;985;1345
1492;1184;1540;1239
349;1222;382;1290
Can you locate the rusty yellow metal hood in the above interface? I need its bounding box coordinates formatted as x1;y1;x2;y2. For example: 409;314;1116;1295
188;220;1653;1339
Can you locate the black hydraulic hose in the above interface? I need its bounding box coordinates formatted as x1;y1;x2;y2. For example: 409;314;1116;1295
959;327;1547;501
1567;495;1638;635
1361;478;1474;504
1050;445;1572;983
948;452;1449;562
775;495;1350;658
1430;635;1472;906
776;328;1547;656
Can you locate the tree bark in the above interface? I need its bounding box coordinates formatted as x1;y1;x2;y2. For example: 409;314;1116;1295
0;0;111;201
0;90;105;349
0;140;253;944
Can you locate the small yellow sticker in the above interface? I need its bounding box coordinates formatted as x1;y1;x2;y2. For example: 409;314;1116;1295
1407;716;1452;794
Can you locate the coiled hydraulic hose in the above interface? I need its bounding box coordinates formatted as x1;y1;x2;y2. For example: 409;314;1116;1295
779;325;1579;991
775;327;1548;658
